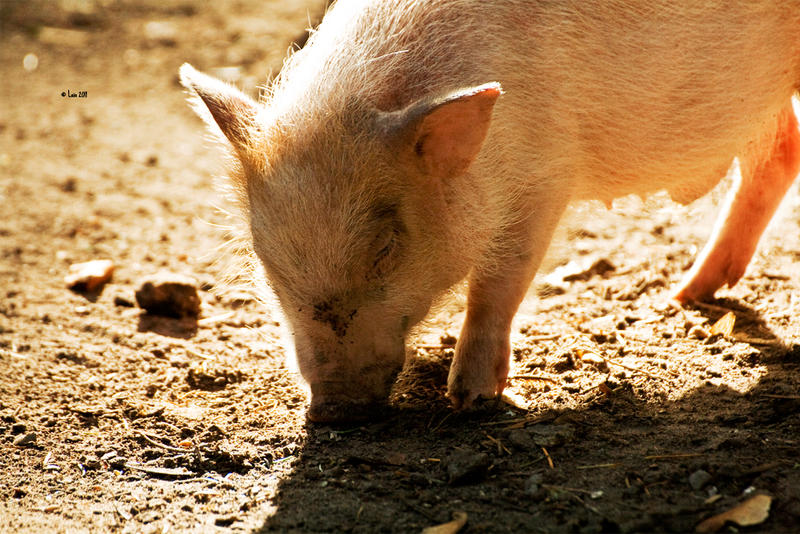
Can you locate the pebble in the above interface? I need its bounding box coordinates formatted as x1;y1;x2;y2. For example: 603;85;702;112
215;515;238;527
13;432;37;447
80;454;101;470
113;294;135;307
446;449;490;485
563;257;616;282
138;510;162;523
536;281;567;297
688;325;709;340
580;352;609;372
528;425;575;448
135;272;201;318
689;469;712;490
506;429;535;449
143;21;177;46
580;353;605;365
64;259;115;292
524;473;544;496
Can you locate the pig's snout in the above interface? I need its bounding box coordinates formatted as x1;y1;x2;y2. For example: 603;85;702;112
307;395;387;423
307;385;390;423
306;363;401;423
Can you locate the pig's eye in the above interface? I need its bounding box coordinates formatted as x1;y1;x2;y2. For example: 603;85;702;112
371;226;399;277
366;202;403;278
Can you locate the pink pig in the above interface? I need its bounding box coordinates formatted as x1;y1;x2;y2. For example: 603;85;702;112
181;0;800;422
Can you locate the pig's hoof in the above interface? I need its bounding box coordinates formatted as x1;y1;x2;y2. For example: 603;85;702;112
446;374;504;411
447;358;508;410
306;400;385;424
672;249;749;304
449;391;501;412
671;278;722;304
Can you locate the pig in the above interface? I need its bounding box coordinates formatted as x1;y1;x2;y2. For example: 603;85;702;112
180;0;800;422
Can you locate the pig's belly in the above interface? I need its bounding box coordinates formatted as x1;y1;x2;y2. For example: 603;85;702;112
571;96;790;205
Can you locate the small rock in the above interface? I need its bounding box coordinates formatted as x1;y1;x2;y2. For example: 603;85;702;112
215;515;238;527
138;510;162;523
60;177;78;192
552;352;577;372
689;469;712;490
688;325;709;340
80;454;101;470
440;334;458;346
536;281;567;297
186;364;244;391
506;429;535;449
446;450;491;485
11;423;26;435
107;456;127;469
580;352;609;372
580;353;604;365
135;272;201;318
148;498;168;509
113;294;135;307
562;257;616;282
65;259;114;292
524;473;544;496
529;425;575;448
143;21;177;46
13;432;36;447
581;314;617;334
684;315;708;328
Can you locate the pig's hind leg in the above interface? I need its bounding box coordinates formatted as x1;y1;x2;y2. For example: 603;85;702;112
447;197;567;409
672;103;800;303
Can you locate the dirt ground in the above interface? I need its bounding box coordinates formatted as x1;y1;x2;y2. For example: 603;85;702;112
1;1;799;532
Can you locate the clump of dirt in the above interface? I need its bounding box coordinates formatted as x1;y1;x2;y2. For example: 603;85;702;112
186;362;246;391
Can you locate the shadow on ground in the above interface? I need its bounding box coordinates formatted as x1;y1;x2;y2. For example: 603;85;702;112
137;314;198;339
257;322;800;533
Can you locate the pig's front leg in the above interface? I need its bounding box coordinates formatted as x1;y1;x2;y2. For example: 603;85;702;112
447;199;567;409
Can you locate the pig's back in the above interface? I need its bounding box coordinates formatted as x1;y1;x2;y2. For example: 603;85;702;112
271;0;800;202
521;1;800;203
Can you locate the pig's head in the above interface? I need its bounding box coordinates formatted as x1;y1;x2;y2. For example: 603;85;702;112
180;64;501;422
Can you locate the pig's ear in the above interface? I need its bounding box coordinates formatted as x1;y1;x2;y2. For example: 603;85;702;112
179;63;260;155
381;83;502;179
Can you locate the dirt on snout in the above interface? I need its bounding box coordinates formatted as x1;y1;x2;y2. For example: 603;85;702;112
1;1;799;533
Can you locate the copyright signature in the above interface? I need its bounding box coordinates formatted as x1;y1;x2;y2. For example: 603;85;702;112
62;90;87;98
